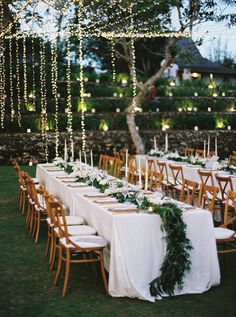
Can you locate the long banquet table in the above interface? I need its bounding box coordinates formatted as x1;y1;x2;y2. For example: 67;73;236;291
36;164;220;302
137;155;236;190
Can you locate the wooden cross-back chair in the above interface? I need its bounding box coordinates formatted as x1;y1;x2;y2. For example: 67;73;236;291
147;158;157;172
46;194;96;271
49;200;108;297
169;164;184;198
25;178;47;243
185;147;195;157
98;154;108;170
215;174;233;206
198;183;219;215
197;169;214;186
229;154;236;166
180;179;199;206
156;161;172;195
195;149;205;158
214;191;236;256
127;164;138;185
149;171;163;192
18;171;29;215
113;158;123;178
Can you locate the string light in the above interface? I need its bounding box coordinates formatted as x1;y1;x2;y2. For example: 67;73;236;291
39;39;49;162
31;36;36;110
129;4;137;112
66;32;73;155
110;38;116;83
15;37;22;127
8;36;15;121
0;1;5;129
22;35;28;106
77;5;86;151
51;40;59;157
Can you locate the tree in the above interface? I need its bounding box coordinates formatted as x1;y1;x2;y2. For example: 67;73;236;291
3;0;230;153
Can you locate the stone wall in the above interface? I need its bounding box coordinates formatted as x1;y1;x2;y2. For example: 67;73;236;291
0;130;235;165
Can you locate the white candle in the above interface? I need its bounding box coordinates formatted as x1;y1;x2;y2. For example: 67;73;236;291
154;137;157;151
165;133;168;152
64;139;68;162
90;150;93;168
79;150;82;170
84;151;87;165
125;149;128;178
145;159;148;191
215;137;218;156
203;140;206;158
71;140;74;162
138;156;142;189
207;135;210;156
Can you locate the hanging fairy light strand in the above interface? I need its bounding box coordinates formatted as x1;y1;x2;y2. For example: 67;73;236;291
22;35;28;106
51;40;59;158
129;4;137;113
66;32;73;155
30;36;36;110
77;5;86;151
15;37;22;127
39;39;49;162
110;38;116;83
0;2;5;129
8;36;15;121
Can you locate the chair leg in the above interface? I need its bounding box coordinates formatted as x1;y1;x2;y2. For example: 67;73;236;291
19;189;23;213
54;246;63;286
100;250;108;293
35;211;41;243
45;228;51;257
21;191;26;215
49;234;55;264
31;211;37;238
50;237;57;271
25;203;31;226
62;248;70;297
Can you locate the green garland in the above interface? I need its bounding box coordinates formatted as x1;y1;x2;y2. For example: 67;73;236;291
140;198;193;297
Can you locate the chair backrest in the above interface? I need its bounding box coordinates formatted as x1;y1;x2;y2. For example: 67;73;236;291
157;161;169;182
42;191;55;222
113;158;123;178
147;159;157;172
195;149;205;158
229;155;236;166
106;156;116;175
197;169;214;186
49;199;71;244
48;199;64;236
215;173;233;202
149;171;163;192
98;154;109;170
127;164;138;185
169;164;184;186
198;183;219;213
185;147;195;157
25;177;38;203
180;179;198;205
222;191;236;228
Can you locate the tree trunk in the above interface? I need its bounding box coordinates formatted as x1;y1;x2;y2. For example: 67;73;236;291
124;38;178;154
125;87;146;154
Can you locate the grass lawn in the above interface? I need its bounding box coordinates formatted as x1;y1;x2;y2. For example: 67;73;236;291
0;165;236;317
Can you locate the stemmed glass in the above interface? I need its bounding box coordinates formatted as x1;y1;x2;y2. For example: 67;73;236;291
136;193;144;209
156;186;165;200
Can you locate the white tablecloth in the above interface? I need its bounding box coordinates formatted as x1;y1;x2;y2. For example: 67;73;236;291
36;164;220;302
